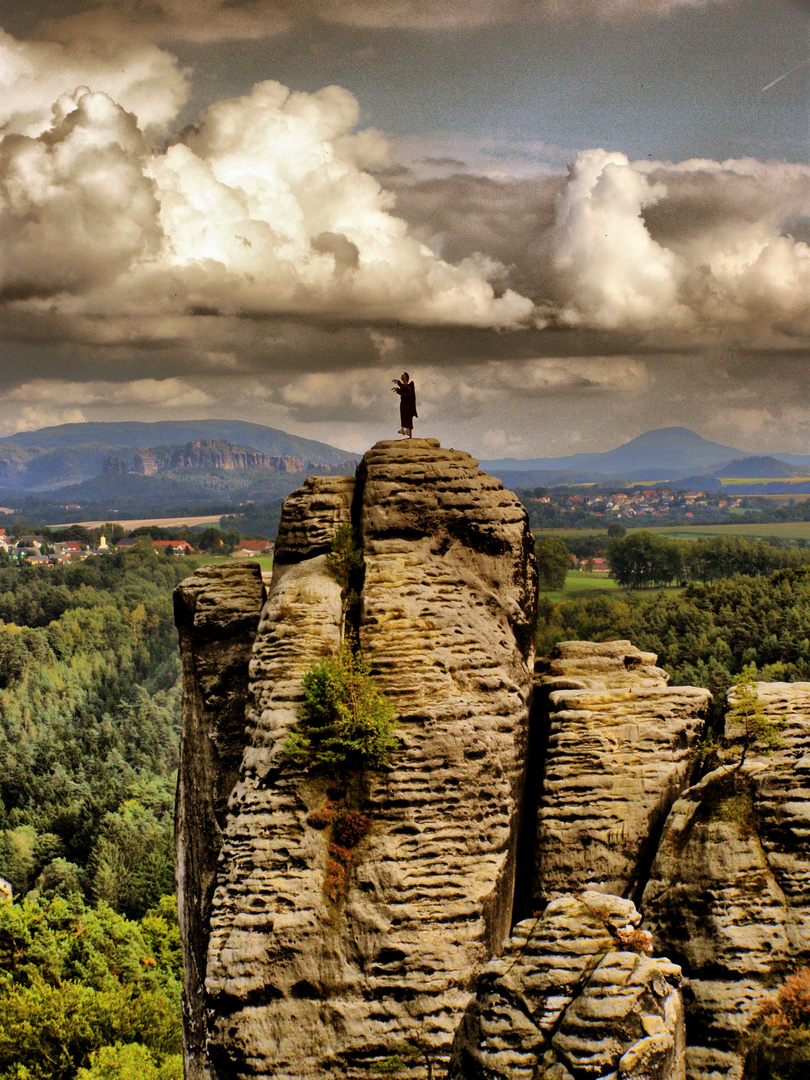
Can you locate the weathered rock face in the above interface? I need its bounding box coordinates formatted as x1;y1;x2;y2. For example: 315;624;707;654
134;447;159;475
531;641;710;906
173;562;267;1079
177;439;538;1079
168;438;274;471
273;474;355;563
177;450;810;1080
449;891;686;1080
642;682;810;1080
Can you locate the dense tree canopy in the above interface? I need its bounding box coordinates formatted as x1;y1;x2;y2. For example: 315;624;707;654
0;553;187;912
606;532;810;587
0;893;182;1080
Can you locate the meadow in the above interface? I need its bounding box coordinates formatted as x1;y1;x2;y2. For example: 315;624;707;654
544;570;618;602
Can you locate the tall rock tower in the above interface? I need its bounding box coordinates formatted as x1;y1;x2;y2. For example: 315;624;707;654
175;439;538;1079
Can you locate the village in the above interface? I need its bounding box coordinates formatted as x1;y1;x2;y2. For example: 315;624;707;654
529;487;743;518
520;484;751;530
0;528;274;566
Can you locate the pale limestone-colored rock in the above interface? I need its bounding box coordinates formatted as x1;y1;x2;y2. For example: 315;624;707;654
273;474;354;563
448;891;685;1080
642;682;810;1080
183;439;538;1079
542;639;670;692
532;642;710;905
173;562;266;1080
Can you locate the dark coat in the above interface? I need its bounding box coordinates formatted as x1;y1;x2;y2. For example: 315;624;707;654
396;382;417;427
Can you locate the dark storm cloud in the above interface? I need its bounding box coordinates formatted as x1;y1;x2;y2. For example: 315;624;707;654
6;0;735;44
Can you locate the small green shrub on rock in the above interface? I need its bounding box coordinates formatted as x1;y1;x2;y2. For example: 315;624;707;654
284;644;398;774
325;524;364;590
726;663;783;770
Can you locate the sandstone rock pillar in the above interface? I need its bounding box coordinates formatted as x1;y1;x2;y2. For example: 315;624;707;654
531;640;710;906
176;440;538;1079
642;682;810;1080
173;562;267;1079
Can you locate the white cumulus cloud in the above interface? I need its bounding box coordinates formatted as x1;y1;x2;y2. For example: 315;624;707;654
0;79;534;330
0;26;188;137
0;89;161;300
439;151;810;337
545;149;689;330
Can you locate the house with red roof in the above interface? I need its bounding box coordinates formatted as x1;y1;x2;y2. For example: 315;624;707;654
231;539;273;557
152;540;195;555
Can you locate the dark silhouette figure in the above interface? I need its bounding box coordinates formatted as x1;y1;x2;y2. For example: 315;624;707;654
392;372;417;438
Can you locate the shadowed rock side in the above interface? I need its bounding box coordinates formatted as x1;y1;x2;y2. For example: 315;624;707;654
181;439;537;1080
173;562;267;1080
531;641;710;906
273;474;355;563
642;682;810;1080
448;891;686;1080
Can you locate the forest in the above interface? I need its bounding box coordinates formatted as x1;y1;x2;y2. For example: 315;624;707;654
0;551;187;1079
2;532;810;1076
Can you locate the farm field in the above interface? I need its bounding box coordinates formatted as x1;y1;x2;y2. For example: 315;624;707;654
50;513;225;529
718;476;810;487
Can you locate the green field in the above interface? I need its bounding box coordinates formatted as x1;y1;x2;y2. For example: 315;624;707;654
543;570;619;601
534;528;608;540
645;522;810;541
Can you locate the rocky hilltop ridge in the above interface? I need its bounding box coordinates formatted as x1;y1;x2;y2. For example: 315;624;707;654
105;438;356;477
175;440;810;1080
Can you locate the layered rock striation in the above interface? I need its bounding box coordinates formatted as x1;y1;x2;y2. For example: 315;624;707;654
643;682;810;1080
273;474;355;563
449;891;686;1080
531;641;710;906
177;439;538;1079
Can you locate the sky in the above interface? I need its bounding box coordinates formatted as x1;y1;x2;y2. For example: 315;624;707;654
2;0;810;458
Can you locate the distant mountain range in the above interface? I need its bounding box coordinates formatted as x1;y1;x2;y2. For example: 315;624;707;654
3;422;809;520
0;420;359;516
481;427;810;489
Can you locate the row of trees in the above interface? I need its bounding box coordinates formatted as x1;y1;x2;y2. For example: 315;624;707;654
606;533;810;588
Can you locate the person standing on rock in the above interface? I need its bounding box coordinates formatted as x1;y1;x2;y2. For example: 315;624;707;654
392;372;417;438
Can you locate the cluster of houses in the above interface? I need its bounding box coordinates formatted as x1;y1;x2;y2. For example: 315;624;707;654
569;554;611;574
0;528;274;566
0;530;111;565
532;488;744;521
602;490;741;519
